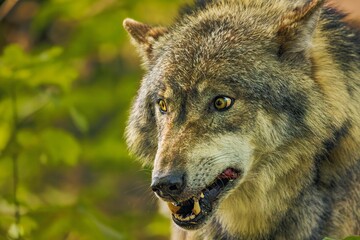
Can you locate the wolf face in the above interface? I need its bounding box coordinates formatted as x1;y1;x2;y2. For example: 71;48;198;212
124;0;360;238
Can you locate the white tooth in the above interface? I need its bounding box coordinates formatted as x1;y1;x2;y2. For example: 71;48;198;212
192;199;201;215
200;192;205;198
189;214;196;220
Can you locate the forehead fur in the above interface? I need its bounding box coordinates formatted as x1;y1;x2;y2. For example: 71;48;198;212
171;0;308;38
181;0;305;16
150;0;307;79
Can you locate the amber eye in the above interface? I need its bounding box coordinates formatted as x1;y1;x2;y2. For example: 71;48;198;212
213;96;234;111
158;99;167;113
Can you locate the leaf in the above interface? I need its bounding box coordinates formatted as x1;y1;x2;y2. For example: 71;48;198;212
0;45;77;91
0;64;13;80
1;44;28;67
20;216;39;237
0;121;12;152
40;128;81;166
17;129;40;149
323;237;360;240
80;209;124;240
36;47;63;62
7;223;24;239
69;107;89;133
344;237;360;240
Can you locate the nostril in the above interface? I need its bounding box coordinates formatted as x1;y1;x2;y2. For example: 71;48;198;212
169;184;179;191
151;173;185;196
151;185;159;193
150;181;162;193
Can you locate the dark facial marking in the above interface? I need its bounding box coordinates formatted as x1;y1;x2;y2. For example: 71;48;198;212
177;96;188;125
270;184;331;240
322;8;360;72
313;120;351;185
226;75;309;137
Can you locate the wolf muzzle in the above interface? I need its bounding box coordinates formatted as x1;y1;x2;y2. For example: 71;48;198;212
151;172;186;200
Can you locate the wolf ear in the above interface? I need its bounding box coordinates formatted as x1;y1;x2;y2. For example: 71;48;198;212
123;18;167;66
277;0;325;62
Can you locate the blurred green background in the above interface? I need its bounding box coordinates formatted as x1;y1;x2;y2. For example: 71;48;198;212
0;0;191;239
0;0;359;239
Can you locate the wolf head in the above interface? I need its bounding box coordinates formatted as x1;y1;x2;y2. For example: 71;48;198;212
124;0;332;234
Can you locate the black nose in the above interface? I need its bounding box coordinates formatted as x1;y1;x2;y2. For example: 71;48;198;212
151;172;185;197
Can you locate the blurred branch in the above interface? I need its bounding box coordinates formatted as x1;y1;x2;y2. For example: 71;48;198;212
0;0;20;21
10;84;22;240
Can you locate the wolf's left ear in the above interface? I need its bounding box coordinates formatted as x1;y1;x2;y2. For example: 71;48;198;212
277;0;325;62
123;18;167;66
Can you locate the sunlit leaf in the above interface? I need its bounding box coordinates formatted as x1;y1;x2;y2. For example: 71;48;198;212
69;107;89;133
40;129;81;166
37;47;63;62
0;199;15;216
7;223;24;239
1;45;28;67
324;237;360;240
21;216;39;236
17;130;39;149
41;187;78;207
0;64;13;80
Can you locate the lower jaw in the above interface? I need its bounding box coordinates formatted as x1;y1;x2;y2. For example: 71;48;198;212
169;195;211;229
172;212;207;230
166;168;241;229
170;184;239;229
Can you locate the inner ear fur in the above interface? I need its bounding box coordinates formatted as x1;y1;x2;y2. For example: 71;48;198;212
123;18;167;65
277;0;325;62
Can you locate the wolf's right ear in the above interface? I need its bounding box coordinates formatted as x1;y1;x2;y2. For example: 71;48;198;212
123;18;167;66
277;0;325;62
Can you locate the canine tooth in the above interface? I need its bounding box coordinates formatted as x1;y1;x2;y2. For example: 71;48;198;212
167;202;181;214
192;199;201;215
200;192;205;198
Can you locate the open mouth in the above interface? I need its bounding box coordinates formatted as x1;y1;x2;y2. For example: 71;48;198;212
167;168;240;229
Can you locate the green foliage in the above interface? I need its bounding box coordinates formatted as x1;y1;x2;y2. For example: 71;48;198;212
0;0;189;239
324;237;360;240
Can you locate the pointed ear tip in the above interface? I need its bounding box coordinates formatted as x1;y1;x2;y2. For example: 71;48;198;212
306;0;326;11
123;18;135;29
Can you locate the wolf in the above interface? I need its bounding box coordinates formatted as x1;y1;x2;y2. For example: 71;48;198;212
123;0;360;239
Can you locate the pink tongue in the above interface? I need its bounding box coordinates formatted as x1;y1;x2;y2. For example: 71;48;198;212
220;168;239;179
